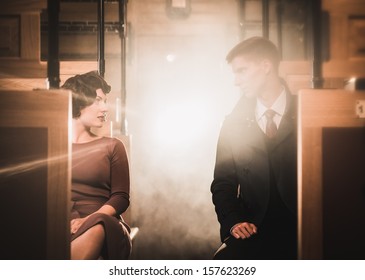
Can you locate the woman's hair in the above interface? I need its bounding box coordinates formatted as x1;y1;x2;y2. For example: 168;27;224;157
61;71;111;118
226;36;281;73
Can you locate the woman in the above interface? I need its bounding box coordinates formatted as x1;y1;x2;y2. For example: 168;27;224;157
62;71;131;259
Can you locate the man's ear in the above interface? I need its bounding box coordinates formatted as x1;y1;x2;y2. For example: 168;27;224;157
261;59;272;75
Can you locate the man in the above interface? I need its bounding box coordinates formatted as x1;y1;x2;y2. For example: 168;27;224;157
211;37;297;259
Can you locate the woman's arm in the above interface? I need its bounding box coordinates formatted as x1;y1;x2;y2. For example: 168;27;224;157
70;204;116;234
71;138;130;234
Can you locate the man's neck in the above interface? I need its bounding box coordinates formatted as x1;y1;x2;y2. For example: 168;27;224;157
257;78;283;108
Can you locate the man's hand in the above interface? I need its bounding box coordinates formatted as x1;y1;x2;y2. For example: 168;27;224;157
231;222;257;239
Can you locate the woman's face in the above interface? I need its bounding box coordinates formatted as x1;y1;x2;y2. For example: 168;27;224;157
78;89;108;128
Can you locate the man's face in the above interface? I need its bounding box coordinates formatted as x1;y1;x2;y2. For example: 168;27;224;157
231;55;267;99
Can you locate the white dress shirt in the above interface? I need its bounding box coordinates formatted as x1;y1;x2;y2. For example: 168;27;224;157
255;88;286;133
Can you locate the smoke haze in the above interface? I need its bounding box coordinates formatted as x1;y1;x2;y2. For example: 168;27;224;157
126;36;240;259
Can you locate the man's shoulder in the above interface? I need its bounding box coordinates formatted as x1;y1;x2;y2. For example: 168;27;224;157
224;96;255;122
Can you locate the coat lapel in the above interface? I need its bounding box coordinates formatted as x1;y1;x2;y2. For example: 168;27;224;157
229;91;297;153
268;93;297;150
230;96;267;153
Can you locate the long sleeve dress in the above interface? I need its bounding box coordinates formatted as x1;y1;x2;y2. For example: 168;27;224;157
70;137;131;259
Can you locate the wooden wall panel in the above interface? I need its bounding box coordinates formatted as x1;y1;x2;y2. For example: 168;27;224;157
59;2;119;22
0;0;46;15
298;127;323;259
0;89;71;259
21;13;40;60
323;0;365;78
0;0;46;80
348;16;365;59
0;16;20;57
298;89;365;259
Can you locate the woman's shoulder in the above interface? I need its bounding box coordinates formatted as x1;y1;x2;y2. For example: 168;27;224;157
102;137;127;153
104;136;125;145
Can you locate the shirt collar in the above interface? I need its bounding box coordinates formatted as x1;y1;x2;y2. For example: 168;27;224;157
256;88;286;120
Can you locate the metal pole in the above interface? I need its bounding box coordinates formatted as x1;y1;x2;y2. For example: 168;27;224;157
276;0;283;58
47;0;60;89
97;0;105;77
119;0;128;134
238;0;246;39
311;0;323;88
262;0;270;38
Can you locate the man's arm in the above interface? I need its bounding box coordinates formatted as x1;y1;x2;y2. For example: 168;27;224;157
211;119;246;241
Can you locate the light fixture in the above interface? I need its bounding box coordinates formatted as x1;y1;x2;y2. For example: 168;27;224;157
166;0;191;19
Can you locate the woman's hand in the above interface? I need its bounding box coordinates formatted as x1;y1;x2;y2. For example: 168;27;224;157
70;217;88;234
70;205;116;234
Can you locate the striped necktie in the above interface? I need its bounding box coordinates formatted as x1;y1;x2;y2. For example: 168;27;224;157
265;109;277;138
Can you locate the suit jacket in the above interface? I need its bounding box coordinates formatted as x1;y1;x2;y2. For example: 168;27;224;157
211;91;297;242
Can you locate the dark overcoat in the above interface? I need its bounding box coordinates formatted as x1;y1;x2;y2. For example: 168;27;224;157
211;92;297;241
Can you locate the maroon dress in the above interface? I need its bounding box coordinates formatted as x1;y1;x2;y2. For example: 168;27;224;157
71;137;131;259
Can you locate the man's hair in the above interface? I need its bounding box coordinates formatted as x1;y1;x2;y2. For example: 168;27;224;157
226;36;281;72
61;71;111;118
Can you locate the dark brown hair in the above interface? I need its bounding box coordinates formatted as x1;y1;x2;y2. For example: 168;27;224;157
61;71;111;118
226;36;281;72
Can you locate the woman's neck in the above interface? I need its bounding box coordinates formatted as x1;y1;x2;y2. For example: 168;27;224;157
72;119;99;143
